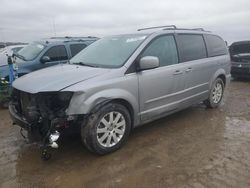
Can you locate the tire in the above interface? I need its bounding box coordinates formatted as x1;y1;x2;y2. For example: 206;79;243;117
204;77;225;108
81;102;132;155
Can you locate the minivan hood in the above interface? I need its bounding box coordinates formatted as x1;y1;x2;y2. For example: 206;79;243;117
13;64;109;93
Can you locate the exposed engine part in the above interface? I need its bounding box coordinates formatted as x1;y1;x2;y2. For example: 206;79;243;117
10;89;84;160
49;142;59;149
49;131;60;149
49;131;60;143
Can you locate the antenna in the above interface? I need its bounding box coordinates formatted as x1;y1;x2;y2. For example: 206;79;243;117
52;18;57;37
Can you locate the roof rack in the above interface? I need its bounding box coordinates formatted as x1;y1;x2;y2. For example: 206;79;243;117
138;25;210;32
165;27;210;32
137;25;177;31
192;28;205;31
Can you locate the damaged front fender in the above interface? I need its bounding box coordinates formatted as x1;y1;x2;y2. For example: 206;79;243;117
66;89;139;119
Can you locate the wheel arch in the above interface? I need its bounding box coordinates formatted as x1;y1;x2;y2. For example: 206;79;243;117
109;98;135;127
217;74;226;86
67;89;140;127
209;69;226;89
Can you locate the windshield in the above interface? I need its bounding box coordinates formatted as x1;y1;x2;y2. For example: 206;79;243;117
17;42;45;61
70;34;147;68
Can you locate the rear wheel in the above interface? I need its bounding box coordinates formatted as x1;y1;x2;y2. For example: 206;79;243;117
204;77;224;108
81;102;131;155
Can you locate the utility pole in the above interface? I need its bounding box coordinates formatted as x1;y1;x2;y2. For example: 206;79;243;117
52;18;57;37
0;28;7;47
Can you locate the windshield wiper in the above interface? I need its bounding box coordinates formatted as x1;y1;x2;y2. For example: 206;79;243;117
71;62;98;67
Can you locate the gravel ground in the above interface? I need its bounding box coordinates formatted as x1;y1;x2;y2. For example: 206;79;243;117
0;80;250;188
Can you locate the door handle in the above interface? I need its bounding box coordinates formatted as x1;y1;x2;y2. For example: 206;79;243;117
185;67;192;73
173;70;183;75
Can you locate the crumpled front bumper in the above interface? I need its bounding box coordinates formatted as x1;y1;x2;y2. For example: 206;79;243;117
9;102;32;131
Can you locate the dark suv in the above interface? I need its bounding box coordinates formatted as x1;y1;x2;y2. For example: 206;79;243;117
230;41;250;79
0;36;98;80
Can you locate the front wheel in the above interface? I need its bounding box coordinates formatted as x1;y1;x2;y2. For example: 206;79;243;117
81;102;131;155
204;77;225;108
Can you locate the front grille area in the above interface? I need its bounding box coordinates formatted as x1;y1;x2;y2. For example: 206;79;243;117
11;88;39;123
11;88;22;114
20;91;30;116
11;88;73;122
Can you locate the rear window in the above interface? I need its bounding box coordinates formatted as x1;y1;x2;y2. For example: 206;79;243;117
70;44;87;57
204;35;228;57
178;34;207;62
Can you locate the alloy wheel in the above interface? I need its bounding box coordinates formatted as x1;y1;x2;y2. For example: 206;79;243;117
97;111;126;147
212;82;223;104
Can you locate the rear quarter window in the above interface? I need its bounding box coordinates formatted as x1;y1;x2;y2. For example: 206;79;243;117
177;34;207;62
70;44;87;57
204;35;228;57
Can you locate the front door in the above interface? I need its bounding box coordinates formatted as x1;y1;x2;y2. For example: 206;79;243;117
138;35;185;122
35;45;69;71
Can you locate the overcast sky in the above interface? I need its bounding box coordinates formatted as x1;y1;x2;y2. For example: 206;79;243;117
0;0;249;44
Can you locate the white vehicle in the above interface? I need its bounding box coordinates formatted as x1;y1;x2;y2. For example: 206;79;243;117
0;45;26;66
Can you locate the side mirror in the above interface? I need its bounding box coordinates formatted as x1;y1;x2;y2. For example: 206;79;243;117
138;56;159;71
40;56;50;63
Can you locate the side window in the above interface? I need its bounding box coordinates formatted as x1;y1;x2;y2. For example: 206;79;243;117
204;35;228;57
43;45;68;61
70;44;87;57
178;34;207;62
141;35;178;67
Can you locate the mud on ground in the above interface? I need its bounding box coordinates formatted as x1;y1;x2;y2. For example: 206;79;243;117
0;80;250;188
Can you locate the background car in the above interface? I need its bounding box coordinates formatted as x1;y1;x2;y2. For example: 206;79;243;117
0;45;26;106
0;45;26;66
0;36;98;81
230;41;250;79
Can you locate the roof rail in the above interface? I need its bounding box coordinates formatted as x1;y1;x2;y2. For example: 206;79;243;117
192;28;205;31
50;36;98;40
137;25;210;32
137;25;177;31
163;27;210;32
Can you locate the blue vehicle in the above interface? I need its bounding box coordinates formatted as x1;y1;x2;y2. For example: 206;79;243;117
0;36;98;81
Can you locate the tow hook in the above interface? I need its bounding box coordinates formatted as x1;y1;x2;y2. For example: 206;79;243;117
41;131;60;161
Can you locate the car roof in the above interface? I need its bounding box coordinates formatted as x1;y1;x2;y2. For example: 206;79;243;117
37;36;99;45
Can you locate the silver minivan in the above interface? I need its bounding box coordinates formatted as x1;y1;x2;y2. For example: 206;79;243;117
9;26;231;159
